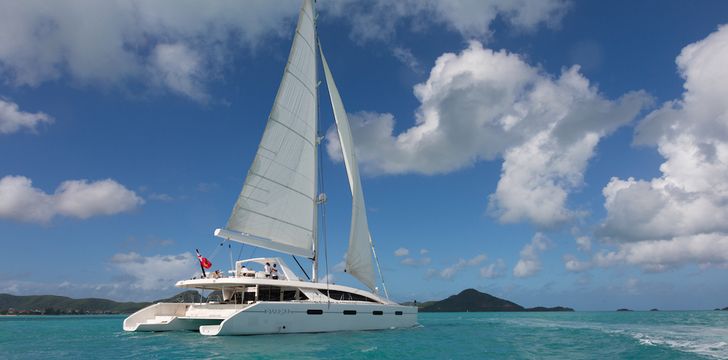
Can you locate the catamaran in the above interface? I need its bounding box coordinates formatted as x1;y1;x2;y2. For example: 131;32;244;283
123;0;418;336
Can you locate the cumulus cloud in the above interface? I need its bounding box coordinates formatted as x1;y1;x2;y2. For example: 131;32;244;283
401;257;432;266
327;41;649;227
0;0;299;97
596;25;728;270
428;253;487;279
513;233;549;277
0;98;53;134
563;254;591;272
149;43;208;102
400;248;432;266
394;247;410;257
0;0;570;99
576;236;591;252
111;251;196;291
0;175;143;223
322;0;570;43
480;259;506;278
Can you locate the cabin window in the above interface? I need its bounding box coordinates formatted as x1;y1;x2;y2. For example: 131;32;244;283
258;286;282;301
282;290;307;301
318;290;378;303
243;290;256;304
307;309;323;315
343;310;357;315
395;311;403;315
372;310;383;315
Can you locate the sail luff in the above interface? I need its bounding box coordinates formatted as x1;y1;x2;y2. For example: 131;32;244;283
222;0;317;258
319;48;377;291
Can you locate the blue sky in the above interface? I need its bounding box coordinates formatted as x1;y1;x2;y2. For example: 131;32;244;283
1;0;728;311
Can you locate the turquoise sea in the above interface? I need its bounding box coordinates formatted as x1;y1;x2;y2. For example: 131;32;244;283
2;311;727;359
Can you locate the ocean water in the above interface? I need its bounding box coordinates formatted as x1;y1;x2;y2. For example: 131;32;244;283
2;311;727;359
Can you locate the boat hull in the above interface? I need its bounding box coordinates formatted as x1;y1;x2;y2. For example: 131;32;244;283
123;301;417;335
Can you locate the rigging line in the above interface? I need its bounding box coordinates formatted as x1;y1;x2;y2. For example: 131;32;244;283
371;243;389;299
291;255;310;280
208;238;226;262
236;244;245;262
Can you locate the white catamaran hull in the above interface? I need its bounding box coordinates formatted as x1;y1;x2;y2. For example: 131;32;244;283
124;302;417;335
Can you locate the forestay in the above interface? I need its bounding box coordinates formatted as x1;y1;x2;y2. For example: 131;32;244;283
320;50;377;291
220;0;317;259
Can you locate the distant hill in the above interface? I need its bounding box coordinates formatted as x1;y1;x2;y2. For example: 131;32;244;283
0;290;204;315
417;289;574;312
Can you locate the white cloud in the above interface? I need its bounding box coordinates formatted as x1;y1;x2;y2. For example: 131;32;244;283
394;247;410;257
576;236;591;252
513;233;549;277
596;25;728;270
150;43;207;102
594;234;728;272
400;249;432;266
401;256;432;266
0;0;568;99
322;0;570;43
0;98;53;134
392;47;423;74
0;0;299;97
480;259;506;278
563;254;591;272
111;251;196;291
327;41;649;227
429;253;487;279
0;175;143;222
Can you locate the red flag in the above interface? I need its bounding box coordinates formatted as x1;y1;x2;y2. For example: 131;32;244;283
196;250;212;269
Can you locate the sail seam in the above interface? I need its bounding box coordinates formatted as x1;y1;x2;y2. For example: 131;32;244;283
235;206;313;233
267;115;315;148
246;172;315;201
295;30;315;53
272;101;316;136
255;152;315;184
284;68;316;97
236;194;267;206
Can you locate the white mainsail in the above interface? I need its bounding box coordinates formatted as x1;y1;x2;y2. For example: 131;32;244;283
218;0;317;259
320;50;377;291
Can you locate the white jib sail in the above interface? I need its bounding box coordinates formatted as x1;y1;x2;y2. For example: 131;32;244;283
320;49;377;291
221;0;317;259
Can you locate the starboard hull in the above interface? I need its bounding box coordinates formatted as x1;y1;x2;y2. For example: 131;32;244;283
124;301;417;336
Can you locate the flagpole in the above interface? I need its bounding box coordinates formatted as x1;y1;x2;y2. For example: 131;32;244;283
196;249;207;278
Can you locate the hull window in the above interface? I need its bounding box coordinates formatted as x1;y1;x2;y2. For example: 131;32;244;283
395;311;403;315
307;309;324;315
372;310;383;316
343;310;357;315
318;290;378;302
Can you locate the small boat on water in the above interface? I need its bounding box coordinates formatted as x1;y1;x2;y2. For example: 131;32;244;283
123;0;418;336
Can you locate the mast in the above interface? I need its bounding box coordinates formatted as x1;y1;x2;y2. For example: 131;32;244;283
311;0;319;283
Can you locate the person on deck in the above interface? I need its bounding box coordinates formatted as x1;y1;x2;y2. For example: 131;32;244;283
264;262;271;278
271;264;279;279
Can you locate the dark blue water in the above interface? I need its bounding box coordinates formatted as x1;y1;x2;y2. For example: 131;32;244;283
2;312;727;359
